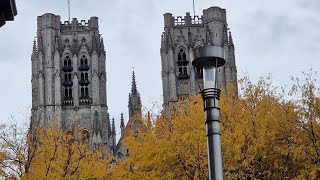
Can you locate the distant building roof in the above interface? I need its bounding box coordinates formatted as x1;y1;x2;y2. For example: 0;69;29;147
0;0;17;28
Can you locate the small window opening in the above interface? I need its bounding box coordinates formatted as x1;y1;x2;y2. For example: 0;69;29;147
177;48;189;76
183;67;187;74
81;73;84;80
85;87;89;96
81;87;84;97
69;89;72;98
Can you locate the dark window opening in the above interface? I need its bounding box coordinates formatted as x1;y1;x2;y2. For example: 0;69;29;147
195;68;203;78
81;87;84;97
64;87;73;100
81;73;84;80
177;48;189;78
85;87;89;96
69;89;72;98
65;89;68;97
80;86;89;98
63;56;73;72
79;55;89;71
183;67;187;74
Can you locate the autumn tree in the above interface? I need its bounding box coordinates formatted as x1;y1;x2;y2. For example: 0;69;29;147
0;123;113;179
112;72;320;179
0;123;29;179
23;126;111;179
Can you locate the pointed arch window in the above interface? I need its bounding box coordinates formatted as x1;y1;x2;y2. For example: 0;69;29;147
79;72;89;85
80;72;89;81
63;73;73;86
178;48;187;61
62;56;73;72
79;55;89;71
80;55;88;65
177;48;189;79
85;87;89;96
64;87;73;100
80;86;89;98
81;87;85;97
64;56;72;66
81;73;84;80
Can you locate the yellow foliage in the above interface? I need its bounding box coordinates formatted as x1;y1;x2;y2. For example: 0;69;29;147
22;126;111;180
0;73;319;179
112;73;320;179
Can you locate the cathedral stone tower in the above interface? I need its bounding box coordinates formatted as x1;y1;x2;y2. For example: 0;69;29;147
30;13;115;153
160;6;238;114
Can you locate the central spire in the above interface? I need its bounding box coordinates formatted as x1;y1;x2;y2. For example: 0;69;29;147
131;68;138;95
128;68;142;120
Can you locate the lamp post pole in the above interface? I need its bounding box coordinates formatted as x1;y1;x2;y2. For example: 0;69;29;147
192;46;225;180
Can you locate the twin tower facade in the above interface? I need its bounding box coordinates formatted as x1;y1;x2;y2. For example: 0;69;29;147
30;6;237;154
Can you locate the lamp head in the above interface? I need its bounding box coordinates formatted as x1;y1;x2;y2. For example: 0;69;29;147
191;46;226;68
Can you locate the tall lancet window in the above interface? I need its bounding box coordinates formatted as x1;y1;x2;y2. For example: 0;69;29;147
64;87;73;100
64;56;72;67
177;48;189;79
79;55;89;71
62;55;73;72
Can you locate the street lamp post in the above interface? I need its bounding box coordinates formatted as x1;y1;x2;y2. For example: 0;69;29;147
191;46;226;180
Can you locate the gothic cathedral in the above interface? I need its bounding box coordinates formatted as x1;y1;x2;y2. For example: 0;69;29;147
30;6;238;156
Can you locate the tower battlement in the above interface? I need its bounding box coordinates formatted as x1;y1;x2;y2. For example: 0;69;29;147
202;6;226;24
60;17;99;31
164;6;226;28
37;13;99;31
37;13;61;30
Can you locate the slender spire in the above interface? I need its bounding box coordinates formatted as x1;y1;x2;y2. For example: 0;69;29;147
120;113;125;136
131;68;138;95
120;113;124;129
108;113;111;137
128;69;142;120
112;118;116;134
32;39;37;56
100;37;105;53
228;31;234;47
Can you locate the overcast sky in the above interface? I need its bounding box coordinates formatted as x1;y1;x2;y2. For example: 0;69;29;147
0;0;319;138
